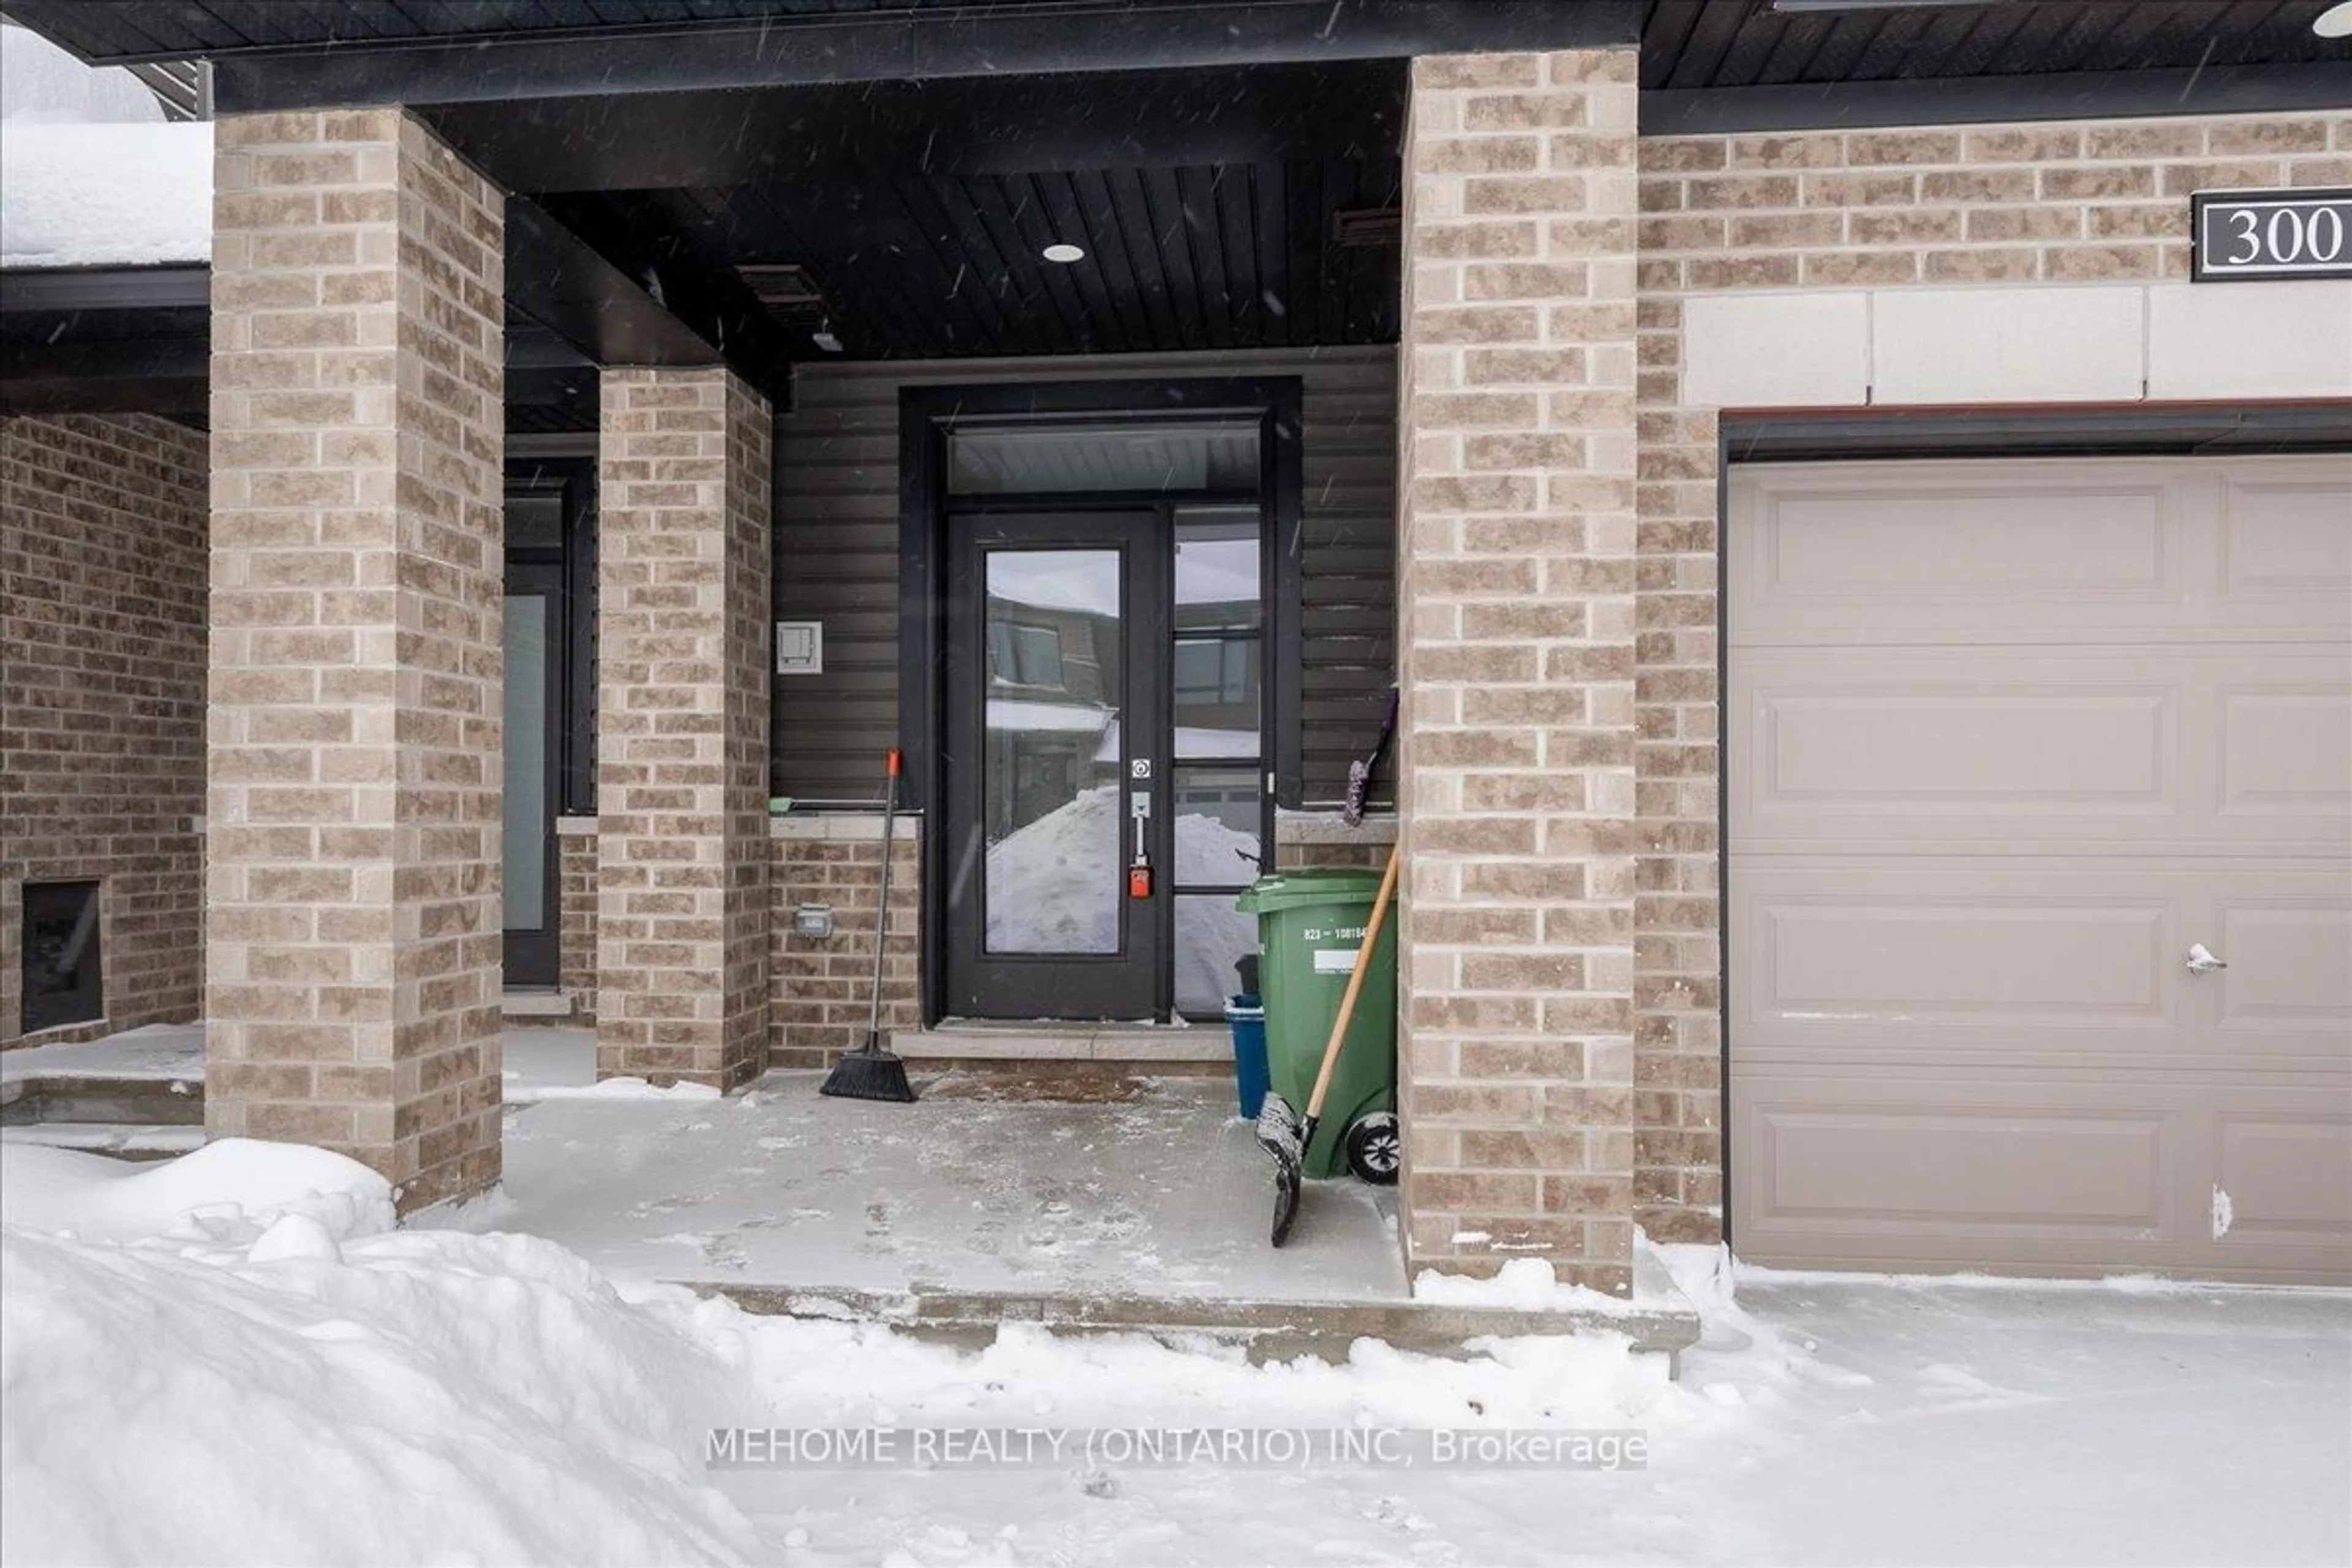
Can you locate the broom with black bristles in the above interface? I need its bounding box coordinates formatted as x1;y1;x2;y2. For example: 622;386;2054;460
819;747;917;1104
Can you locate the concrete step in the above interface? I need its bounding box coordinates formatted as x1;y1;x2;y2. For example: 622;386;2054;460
894;1022;1233;1066
703;1263;1703;1373
1;1074;204;1128
501;989;578;1020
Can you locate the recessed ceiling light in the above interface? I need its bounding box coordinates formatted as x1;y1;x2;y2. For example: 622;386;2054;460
1041;242;1087;264
2316;0;2352;37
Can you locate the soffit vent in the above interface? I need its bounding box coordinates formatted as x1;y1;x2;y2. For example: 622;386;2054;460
1330;208;1401;249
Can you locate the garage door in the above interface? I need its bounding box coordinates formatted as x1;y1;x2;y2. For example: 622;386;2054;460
1728;454;2352;1283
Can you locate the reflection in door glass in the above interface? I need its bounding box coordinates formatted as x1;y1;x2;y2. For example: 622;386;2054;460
1175;894;1259;1016
1173;766;1262;884
982;549;1123;956
501;595;548;931
1174;506;1262;757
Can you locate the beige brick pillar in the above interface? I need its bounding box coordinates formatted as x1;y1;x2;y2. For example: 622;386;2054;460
1394;50;1642;1295
206;110;505;1209
595;368;772;1089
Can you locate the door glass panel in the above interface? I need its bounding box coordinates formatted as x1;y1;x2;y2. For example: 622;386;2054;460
1173;766;1262;888
1174;506;1261;627
982;548;1123;956
950;423;1259;494
501;594;548;932
1174;506;1263;756
1175;893;1259;1016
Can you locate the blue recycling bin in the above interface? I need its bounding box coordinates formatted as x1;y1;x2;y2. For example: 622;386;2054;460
1226;995;1270;1118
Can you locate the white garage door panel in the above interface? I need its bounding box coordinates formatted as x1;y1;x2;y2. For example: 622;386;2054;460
1757;482;2166;596
1739;876;2173;1042
1733;647;2350;853
2216;904;2352;1033
1734;1071;2352;1279
1733;456;2352;645
1730;453;2352;1284
2221;688;2352;818
2215;1114;2352;1245
2221;473;2352;598
1748;1101;2170;1232
1734;864;2349;1072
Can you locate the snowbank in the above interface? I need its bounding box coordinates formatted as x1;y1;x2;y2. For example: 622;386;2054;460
507;1074;726;1106
0;1139;758;1566
0;119;211;267
0;1227;758;1566
1412;1256;1651;1316
0;1139;393;1247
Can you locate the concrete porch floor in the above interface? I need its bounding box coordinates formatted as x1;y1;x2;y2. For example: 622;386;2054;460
434;1067;1411;1302
4;1022;1703;1362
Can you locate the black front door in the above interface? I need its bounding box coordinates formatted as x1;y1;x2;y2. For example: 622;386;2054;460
942;511;1167;1019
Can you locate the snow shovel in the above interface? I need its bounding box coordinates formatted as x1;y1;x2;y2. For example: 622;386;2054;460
819;748;917;1104
1256;840;1400;1247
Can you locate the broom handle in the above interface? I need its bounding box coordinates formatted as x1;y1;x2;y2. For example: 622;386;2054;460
867;748;900;1041
1304;842;1400;1121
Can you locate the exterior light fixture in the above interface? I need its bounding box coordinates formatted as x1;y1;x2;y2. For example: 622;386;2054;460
2316;0;2352;37
1041;242;1087;263
810;326;843;353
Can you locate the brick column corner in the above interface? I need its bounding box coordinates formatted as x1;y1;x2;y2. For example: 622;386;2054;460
1393;48;1642;1295
595;366;773;1090
206;109;505;1210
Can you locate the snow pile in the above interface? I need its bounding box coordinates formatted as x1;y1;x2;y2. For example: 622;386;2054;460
0;1139;394;1248
984;783;1261;1005
0;119;212;268
1412;1256;1651;1316
0;1145;758;1566
674;1303;1719;1564
508;1074;726;1106
0;18;163;126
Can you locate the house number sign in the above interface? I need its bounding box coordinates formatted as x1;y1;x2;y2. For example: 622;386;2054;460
2191;188;2352;281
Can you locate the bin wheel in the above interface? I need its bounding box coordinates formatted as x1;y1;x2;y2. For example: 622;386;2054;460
1344;1113;1401;1185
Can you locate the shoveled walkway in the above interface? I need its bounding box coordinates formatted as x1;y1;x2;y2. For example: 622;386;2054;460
7;1025;1703;1360
428;1069;1411;1305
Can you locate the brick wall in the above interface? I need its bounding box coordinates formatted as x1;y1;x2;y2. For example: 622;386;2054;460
1275;814;1395;873
767;817;921;1069
206;109;505;1208
1394;49;1643;1294
1;415;209;1049
1627;107;2352;1246
595;366;772;1089
557;824;596;1021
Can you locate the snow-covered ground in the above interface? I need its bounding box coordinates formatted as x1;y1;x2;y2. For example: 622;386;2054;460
5;1137;2346;1567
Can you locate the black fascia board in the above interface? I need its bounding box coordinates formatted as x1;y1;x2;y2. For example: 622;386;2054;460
1642;62;2352;137
0;264;209;312
418;59;1408;195
202;1;1641;114
511;192;794;411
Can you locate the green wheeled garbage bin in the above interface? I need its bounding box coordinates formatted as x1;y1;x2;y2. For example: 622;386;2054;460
1235;869;1400;1183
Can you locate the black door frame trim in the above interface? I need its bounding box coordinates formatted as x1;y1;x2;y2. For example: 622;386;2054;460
900;375;1305;1025
1710;400;2352;1250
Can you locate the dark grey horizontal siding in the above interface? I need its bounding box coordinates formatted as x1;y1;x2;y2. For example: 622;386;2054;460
771;345;1396;807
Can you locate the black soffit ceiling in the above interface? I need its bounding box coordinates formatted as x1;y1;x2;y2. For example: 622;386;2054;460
445;58;1411;363
536;159;1404;363
7;1;2343;84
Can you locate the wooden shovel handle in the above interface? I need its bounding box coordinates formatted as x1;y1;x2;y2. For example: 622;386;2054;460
1304;842;1401;1121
